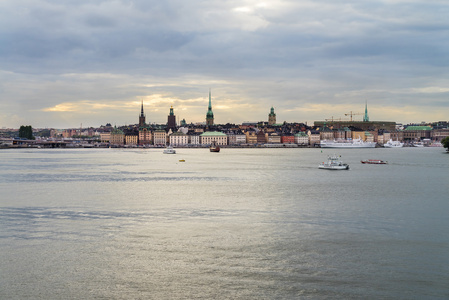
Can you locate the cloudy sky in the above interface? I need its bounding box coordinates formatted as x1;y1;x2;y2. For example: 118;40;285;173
1;0;448;128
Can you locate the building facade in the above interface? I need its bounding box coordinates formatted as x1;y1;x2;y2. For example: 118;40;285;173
169;131;188;146
200;131;227;145
153;130;167;146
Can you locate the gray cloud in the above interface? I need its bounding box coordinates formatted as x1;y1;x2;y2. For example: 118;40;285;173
1;0;448;127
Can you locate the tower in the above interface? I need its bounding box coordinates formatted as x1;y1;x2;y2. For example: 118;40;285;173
139;100;146;127
363;101;369;122
206;89;214;126
268;106;276;125
167;106;176;129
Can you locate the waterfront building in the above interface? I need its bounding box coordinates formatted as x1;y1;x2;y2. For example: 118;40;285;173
153;130;167;146
226;131;246;145
294;132;309;145
268;107;276;125
200;131;227;146
431;128;449;141
110;127;125;145
188;132;201;145
403;126;432;141
169;131;188;146
389;131;404;142
206;89;214;126
281;134;295;144
138;127;152;146
100;132;111;143
125;133;138;146
245;130;257;144
256;130;267;144
307;130;320;146
267;133;281;144
319;126;334;141
167;106;176;130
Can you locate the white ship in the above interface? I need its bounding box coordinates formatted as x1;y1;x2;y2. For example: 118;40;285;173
320;138;376;148
319;155;349;170
383;139;404;148
163;145;176;154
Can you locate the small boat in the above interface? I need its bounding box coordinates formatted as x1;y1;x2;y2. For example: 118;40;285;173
319;155;349;170
163;145;176;154
383;139;404;148
179;159;185;162
209;142;220;152
361;159;387;164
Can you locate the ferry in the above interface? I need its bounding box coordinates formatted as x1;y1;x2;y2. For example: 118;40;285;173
361;159;387;164
319;155;350;170
320;138;376;148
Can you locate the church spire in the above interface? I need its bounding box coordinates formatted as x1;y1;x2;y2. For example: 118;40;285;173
139;99;146;127
140;99;144;117
206;89;214;126
363;101;369;122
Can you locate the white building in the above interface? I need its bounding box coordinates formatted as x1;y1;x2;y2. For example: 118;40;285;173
294;132;309;145
169;131;188;146
188;133;200;145
200;131;227;146
153;130;167;146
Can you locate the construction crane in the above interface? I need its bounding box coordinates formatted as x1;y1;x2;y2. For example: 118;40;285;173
325;117;342;122
345;111;364;121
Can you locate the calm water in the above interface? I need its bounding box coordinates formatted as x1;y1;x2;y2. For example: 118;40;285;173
0;147;448;299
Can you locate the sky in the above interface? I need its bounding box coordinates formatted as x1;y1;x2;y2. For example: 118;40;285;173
1;0;449;129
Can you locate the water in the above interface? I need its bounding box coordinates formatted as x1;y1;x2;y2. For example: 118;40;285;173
1;147;448;299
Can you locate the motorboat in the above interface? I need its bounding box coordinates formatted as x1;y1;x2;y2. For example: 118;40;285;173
383;139;404;148
361;159;387;164
319;155;349;170
209;142;220;152
163;145;176;154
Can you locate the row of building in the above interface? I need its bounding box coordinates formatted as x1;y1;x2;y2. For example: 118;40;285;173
99;125;449;147
97;97;448;146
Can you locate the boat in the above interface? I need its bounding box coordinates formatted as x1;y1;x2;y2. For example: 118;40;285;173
319;155;349;170
361;159;387;164
383;139;404;148
209;142;220;152
412;142;424;147
163;145;176;154
320;138;376;148
179;159;185;162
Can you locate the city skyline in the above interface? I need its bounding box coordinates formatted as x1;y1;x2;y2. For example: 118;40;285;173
1;1;449;128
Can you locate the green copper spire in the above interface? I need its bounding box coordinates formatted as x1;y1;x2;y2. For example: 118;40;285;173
206;89;214;125
363;101;369;122
169;105;174;116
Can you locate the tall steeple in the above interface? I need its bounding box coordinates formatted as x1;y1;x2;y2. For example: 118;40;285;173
167;106;176;129
268;106;276;125
139;99;146;127
206;89;214;126
363;101;369;122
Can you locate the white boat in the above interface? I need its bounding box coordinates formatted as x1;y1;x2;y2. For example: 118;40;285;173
319;155;350;170
412;142;424;147
163;145;176;154
383;139;404;148
320;138;376;148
